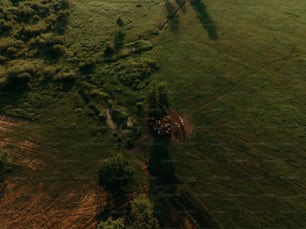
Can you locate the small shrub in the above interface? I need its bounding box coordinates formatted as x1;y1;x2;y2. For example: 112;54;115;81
111;106;129;128
97;217;125;229
126;196;160;229
98;153;132;194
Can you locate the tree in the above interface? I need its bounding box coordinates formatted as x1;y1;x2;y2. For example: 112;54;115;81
98;153;132;194
126;196;160;229
97;217;125;229
147;81;170;119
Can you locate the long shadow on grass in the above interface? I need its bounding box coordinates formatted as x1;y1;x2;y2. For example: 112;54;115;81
176;0;187;13
148;137;179;227
166;1;180;33
148;138;177;185
189;0;218;40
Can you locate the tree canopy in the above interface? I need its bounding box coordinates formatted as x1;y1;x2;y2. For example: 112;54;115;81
98;153;132;194
147;81;170;119
126;196;160;229
97;217;125;229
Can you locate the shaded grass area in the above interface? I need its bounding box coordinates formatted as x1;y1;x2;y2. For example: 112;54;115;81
189;0;218;40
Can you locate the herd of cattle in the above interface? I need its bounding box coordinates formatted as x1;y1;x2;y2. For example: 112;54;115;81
147;115;185;137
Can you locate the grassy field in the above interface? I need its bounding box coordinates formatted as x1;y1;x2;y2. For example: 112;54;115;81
1;0;306;228
150;0;306;227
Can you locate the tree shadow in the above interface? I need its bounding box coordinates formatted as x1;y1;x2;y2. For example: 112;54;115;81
176;0;187;13
166;1;180;33
148;138;177;184
189;0;218;40
147;137;180;227
96;192;129;223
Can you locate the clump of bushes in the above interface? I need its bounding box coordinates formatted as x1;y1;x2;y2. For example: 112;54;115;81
78;82;108;121
0;38;25;58
97;217;125;229
103;31;126;61
29;33;67;59
53;67;77;81
97;196;160;229
111;105;129;128
5;59;44;86
126;196;160;229
117;59;159;89
100;59;159;90
98;153;132;194
0;0;71;85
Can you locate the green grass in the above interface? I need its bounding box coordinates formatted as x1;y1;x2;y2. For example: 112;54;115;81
150;0;306;227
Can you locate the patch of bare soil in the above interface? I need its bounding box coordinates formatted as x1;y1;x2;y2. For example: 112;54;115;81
0;116;105;228
0;116;43;171
0;180;103;229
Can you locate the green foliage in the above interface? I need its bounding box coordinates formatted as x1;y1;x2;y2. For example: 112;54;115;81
54;67;77;81
111;106;129;128
115;40;153;60
98;153;132;194
97;217;125;229
5;59;44;86
0;38;24;57
4;108;38;120
96;197;160;229
104;59;159;89
146;81;170;119
126;196;160;229
78;82;108;121
0;0;71;85
28;33;66;59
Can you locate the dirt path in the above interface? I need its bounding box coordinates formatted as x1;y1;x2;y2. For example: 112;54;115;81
105;109;117;131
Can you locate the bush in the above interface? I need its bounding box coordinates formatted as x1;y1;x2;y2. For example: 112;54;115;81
97;217;125;229
111;106;129;128
116;59;159;89
98;153;132;194
126;196;160;229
